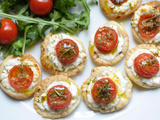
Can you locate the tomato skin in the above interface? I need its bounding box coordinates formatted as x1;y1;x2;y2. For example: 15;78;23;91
134;53;159;78
29;0;53;16
47;85;72;109
0;19;17;44
94;26;118;53
56;39;79;63
138;13;159;40
91;78;117;105
111;0;128;5
8;65;33;91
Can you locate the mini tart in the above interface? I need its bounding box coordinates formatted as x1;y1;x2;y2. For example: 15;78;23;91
89;21;129;66
34;75;81;119
131;1;160;44
0;53;42;99
99;0;142;19
40;33;87;76
125;44;160;88
81;66;132;113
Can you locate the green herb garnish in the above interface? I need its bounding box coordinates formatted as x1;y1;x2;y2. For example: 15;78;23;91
53;87;64;97
146;14;160;22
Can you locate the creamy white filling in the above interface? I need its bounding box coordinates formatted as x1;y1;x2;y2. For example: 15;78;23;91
87;67;128;109
0;57;40;91
47;33;86;72
127;49;160;86
107;0;138;14
131;5;160;43
90;25;124;61
36;81;78;114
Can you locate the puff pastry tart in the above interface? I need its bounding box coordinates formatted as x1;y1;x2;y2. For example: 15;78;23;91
0;53;42;99
89;21;129;66
34;75;81;119
131;1;160;44
40;33;87;76
125;44;160;88
99;0;142;19
81;66;132;113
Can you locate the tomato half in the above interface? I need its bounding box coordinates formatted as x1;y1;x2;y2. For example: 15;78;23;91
8;64;33;91
134;53;159;78
91;78;117;105
111;0;128;5
94;26;118;53
138;13;159;40
0;19;17;44
47;85;72;109
56;39;79;63
29;0;53;16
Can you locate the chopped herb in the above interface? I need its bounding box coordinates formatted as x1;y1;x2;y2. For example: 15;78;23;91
146;14;160;23
53;87;64;97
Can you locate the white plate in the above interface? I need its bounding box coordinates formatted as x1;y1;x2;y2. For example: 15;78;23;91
1;0;160;120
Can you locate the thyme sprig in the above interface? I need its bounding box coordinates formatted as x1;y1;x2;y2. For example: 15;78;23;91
60;46;76;58
98;79;112;96
146;14;160;22
53;87;64;97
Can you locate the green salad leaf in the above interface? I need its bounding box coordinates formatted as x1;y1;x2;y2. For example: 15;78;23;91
0;0;90;58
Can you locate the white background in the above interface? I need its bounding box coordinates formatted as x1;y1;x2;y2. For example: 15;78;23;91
0;0;160;120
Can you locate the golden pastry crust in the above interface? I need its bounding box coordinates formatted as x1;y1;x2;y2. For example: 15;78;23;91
131;1;160;44
40;33;87;76
99;0;142;19
125;44;160;88
89;21;129;66
0;53;42;99
81;66;132;113
34;75;81;119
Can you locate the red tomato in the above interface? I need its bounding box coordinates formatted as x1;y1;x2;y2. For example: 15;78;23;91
111;0;128;5
0;19;17;44
134;53;159;78
94;26;118;53
29;0;53;16
47;85;72;109
8;64;33;91
56;39;79;63
91;78;117;105
138;13;159;40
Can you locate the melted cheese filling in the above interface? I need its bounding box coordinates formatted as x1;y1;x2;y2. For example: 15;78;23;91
127;49;160;86
0;57;40;92
46;33;87;72
87;67;128;110
131;4;160;43
35;81;79;114
90;25;124;61
107;0;138;14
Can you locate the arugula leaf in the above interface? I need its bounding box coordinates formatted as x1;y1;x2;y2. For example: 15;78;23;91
0;0;90;58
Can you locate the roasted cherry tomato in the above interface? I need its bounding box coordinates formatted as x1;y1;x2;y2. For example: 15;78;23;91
0;19;17;44
94;26;118;53
91;78;117;105
47;85;72;109
134;53;159;78
56;39;79;63
8;64;33;91
111;0;128;5
29;0;53;16
138;13;159;40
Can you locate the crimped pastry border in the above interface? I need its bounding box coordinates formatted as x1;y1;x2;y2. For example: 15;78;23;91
99;0;142;19
34;75;81;119
40;33;87;76
0;53;42;99
89;21;129;66
125;44;160;88
81;66;132;113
